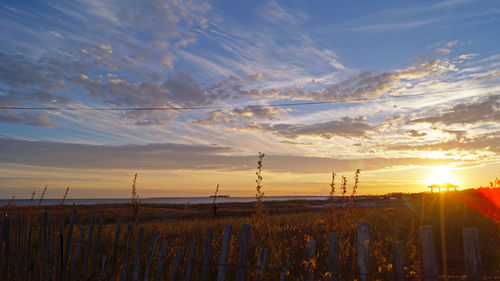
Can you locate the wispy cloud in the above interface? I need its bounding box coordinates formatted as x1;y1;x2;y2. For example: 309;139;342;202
348;19;437;32
258;0;309;25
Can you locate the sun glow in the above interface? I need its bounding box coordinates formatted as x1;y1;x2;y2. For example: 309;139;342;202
424;166;458;186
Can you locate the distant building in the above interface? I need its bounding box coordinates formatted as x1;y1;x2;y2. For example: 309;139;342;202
428;182;458;193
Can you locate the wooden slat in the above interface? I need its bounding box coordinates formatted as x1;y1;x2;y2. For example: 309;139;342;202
120;224;133;281
25;217;33;281
15;218;21;280
217;225;232;281
200;227;213;281
256;248;269;281
69;226;86;281
328;233;339;281
14;218;20;280
61;208;77;281
133;227;145;281
100;258;107;281
357;222;369;281
171;247;182;281
42;213;48;281
37;215;43;281
419;225;438;281
236;224;250;281
391;240;404;281
47;215;54;279
463;228;481;281
143;230;159;281
110;224;121;281
81;215;95;280
184;240;196;281
89;213;104;281
55;217;63;281
154;241;167;281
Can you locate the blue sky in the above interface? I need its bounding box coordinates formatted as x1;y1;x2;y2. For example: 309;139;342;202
1;0;499;198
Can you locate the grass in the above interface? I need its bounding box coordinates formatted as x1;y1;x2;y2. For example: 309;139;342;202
0;154;498;280
2;191;499;280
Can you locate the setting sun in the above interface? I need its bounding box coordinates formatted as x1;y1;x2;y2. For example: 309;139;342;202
424;166;459;187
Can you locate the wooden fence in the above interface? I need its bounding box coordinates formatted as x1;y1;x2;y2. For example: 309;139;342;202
0;210;492;281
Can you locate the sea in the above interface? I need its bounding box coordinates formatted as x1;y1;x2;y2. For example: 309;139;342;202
0;196;331;206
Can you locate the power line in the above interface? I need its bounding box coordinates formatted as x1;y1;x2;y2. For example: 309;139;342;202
0;84;498;112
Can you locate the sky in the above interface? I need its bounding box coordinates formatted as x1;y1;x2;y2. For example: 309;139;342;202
0;0;499;198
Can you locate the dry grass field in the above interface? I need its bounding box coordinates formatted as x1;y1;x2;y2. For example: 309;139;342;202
2;189;499;280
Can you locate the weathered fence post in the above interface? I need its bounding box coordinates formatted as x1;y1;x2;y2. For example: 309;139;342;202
391;240;404;281
328;233;339;281
143;230;159;281
357;222;369;281
419;225;438;281
81;215;95;280
171;247;182;281
154;241;167;281
463;227;481;281
133;227;145;281
184;239;196;281
279;261;291;281
69;226;86;281
55;217;63;281
37;215;43;281
110;224;121;281
42;213;48;281
236;224;250;281
305;240;317;281
200;227;213;281
100;258;107;281
217;225;232;281
47;215;55;279
120;224;133;281
25;217;33;281
62;208;77;281
89;213;104;281
256;248;269;281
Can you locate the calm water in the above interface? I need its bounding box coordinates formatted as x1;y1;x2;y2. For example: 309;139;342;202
1;196;330;206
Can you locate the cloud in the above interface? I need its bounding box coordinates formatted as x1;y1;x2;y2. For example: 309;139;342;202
458;53;478;60
405;130;428;137
249;116;373;139
175;37;197;48
73;71;209;107
220;56;454;102
259;1;309;25
0;111;57;128
384;132;500;154
0;52;66;90
122;110;178;125
348;19;436;32
249;72;269;81
409;95;500;125
0;52;74;126
232;106;290;119
195;106;290;125
84;0;211;37
0;138;462;173
160;54;176;69
445;40;458;48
